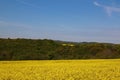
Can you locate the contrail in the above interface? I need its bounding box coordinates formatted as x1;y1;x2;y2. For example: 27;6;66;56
94;1;120;16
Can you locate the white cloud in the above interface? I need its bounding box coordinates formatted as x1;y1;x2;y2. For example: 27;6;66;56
94;1;120;16
16;0;41;8
94;2;101;7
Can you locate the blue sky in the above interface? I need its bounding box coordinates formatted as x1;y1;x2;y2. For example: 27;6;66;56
0;0;120;43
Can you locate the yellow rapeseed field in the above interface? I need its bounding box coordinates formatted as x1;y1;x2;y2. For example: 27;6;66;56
0;59;120;80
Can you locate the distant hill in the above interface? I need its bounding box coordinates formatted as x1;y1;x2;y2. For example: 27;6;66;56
0;38;120;60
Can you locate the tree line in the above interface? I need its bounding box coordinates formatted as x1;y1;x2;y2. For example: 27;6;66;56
0;38;120;60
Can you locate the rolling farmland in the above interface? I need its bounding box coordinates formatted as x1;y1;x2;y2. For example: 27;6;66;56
0;59;120;80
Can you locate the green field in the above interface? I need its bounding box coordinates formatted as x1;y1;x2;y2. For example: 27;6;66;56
0;59;120;80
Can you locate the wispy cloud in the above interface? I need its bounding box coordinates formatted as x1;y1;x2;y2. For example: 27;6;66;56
16;0;41;8
94;1;120;16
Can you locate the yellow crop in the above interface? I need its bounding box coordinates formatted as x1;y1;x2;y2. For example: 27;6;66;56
0;59;120;80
